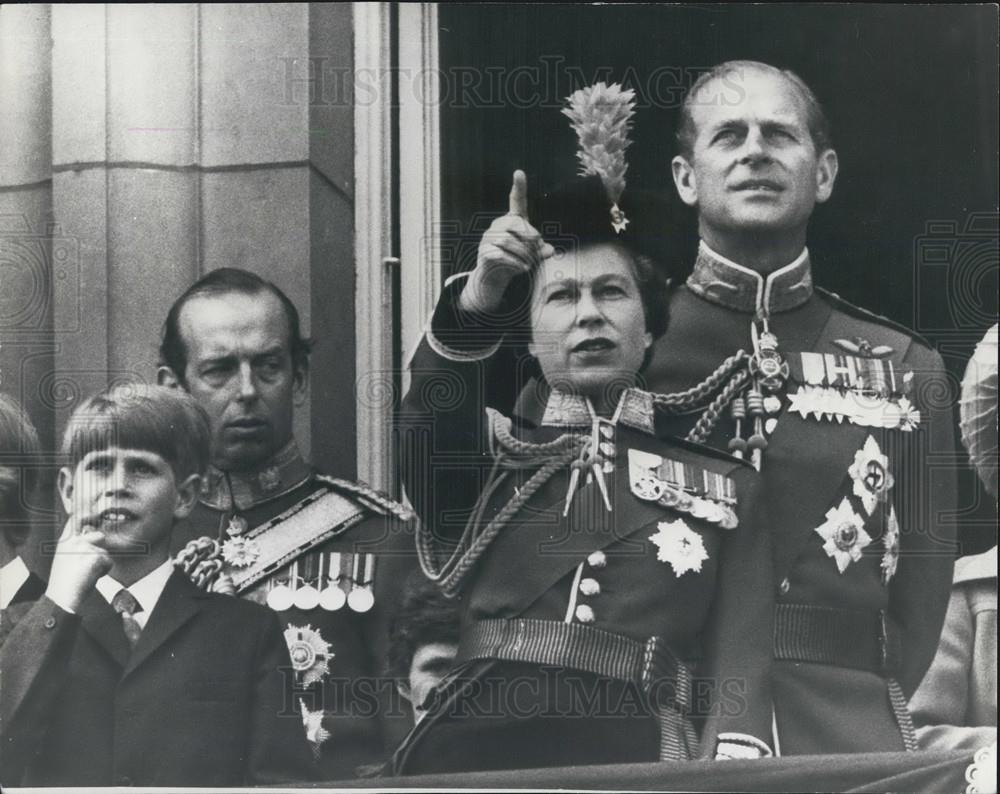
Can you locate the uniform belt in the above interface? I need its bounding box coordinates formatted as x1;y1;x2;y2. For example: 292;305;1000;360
773;603;901;676
456;618;691;711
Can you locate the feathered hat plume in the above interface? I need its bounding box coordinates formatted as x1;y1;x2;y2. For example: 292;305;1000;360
562;82;637;233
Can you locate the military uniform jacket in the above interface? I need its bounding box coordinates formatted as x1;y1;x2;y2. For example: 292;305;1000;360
394;317;775;771
170;446;417;780
643;243;959;754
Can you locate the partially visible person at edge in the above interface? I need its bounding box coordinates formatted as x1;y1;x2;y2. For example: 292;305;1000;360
386;570;461;725
157;268;417;779
393;82;775;774
0;394;45;610
910;324;997;751
462;61;958;755
355;571;461;778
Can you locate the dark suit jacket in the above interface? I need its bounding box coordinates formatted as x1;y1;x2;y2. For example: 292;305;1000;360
0;569;313;787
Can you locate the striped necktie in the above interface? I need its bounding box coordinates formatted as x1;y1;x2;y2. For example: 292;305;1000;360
111;588;143;648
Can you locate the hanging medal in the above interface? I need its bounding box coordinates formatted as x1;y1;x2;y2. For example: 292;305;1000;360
267;568;295;612
300;700;331;750
347;553;376;612
745;316;789;470
791;351;920;430
294;555;321;610
319;551;347;611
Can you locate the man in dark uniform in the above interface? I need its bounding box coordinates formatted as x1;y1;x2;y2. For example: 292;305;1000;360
157;268;415;778
472;61;958;755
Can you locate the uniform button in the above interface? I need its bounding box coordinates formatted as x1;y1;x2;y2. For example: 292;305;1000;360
586;550;607;569
43;617;56;629
579;578;601;597
778;577;790;596
575;604;595;623
118;775;133;786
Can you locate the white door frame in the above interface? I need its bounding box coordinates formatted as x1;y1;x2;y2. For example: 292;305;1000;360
398;2;442;380
353;2;441;489
353;2;394;489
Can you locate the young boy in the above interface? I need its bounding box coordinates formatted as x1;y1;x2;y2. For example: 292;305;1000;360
0;385;314;786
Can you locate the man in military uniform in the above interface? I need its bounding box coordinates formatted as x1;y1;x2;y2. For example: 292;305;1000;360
472;62;958;755
157;268;415;778
649;61;958;753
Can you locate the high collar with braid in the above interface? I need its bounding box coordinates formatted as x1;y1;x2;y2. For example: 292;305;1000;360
686;241;813;316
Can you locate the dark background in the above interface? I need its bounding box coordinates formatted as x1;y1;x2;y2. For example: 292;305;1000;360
435;3;999;552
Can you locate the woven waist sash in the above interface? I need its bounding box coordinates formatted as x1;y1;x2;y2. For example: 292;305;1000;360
773;603;902;676
456;618;692;711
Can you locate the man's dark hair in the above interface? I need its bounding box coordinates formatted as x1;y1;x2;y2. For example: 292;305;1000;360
675;60;833;160
0;394;41;548
385;572;461;684
159;268;314;384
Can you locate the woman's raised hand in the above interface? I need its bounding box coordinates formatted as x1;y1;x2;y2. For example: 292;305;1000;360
459;170;555;314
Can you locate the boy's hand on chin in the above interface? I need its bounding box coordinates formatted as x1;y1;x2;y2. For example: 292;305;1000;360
45;515;113;613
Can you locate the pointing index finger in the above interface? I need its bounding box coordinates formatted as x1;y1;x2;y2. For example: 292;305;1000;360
508;169;528;218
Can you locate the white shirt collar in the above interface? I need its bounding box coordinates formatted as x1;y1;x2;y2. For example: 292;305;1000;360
97;559;174;629
0;555;31;609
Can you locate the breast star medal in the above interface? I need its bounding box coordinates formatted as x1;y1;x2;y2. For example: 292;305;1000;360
221;536;260;568
814;497;872;573
848;435;895;515
649;518;709;577
284;624;334;687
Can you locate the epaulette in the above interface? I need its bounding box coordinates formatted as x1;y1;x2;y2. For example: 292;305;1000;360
314;473;414;522
815;286;935;352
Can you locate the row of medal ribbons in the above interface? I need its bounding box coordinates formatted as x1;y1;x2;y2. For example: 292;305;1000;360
265;551;376;613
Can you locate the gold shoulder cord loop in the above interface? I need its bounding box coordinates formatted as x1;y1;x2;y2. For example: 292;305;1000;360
652;351;749;416
650;349;756;450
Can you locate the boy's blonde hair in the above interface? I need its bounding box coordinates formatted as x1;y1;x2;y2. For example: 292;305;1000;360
61;384;211;481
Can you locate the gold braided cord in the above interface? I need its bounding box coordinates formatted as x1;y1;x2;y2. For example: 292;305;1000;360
686;368;751;445
416;415;589;597
652;350;749;414
418;352;755;596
